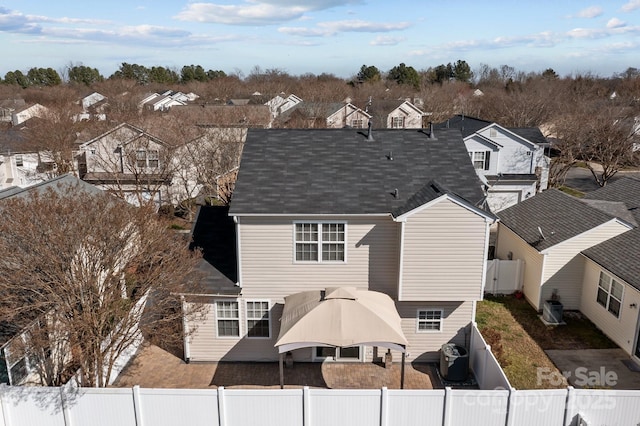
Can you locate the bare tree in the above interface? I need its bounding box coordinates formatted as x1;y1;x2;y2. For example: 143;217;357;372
552;98;638;187
23;103;89;177
0;184;202;386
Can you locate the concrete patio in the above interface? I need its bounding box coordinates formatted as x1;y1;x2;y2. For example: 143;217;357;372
546;348;640;389
112;343;444;390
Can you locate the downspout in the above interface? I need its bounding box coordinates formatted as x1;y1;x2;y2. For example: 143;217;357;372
234;216;242;287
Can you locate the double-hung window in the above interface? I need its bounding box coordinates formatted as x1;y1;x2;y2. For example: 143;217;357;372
469;151;490;170
417;309;443;332
294;222;345;262
597;272;623;318
136;150;147;168
216;301;240;337
147;150;159;168
136;149;160;168
391;116;405;129
246;301;270;338
351;119;363;128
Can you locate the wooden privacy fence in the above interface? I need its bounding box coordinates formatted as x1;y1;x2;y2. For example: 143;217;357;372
1;384;639;426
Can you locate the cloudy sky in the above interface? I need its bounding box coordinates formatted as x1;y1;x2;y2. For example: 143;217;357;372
0;0;638;79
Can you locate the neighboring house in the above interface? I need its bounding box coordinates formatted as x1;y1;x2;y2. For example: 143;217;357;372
182;127;496;365
140;90;199;112
170;104;272;128
0;128;52;190
75;92;108;122
436;115;549;212
264;93;302;118
357;99;427;129
11;103;48;127
77;123;172;205
495;178;640;360
0;175;105;385
276;102;371;129
0;99;26;122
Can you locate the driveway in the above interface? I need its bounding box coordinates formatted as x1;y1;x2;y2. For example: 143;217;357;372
545;348;640;389
564;167;640;193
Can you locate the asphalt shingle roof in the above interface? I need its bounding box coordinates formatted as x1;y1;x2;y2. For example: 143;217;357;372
581;177;640;290
229;128;486;216
497;189;619;251
434;115;492;138
435;115;547;146
0;174;104;200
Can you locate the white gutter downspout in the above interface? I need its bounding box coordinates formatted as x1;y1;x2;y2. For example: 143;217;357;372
397;219;406;301
234;216;242;287
181;296;191;362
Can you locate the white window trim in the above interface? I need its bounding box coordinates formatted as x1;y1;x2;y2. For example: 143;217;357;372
416;309;443;333
391;116;405;129
293;221;347;264
245;299;271;339
215;300;241;339
469;151;490;171
597;271;623;319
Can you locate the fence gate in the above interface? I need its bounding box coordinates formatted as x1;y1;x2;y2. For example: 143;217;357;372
485;259;524;295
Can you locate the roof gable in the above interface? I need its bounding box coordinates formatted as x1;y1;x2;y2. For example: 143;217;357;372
497;189;622;251
229;128;486;216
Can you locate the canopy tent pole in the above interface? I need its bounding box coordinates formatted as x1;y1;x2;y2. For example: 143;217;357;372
401;350;406;389
279;353;284;389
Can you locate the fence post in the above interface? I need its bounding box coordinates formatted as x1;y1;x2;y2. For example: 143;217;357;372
563;386;575;426
217;386;226;426
380;387;388;426
0;384;8;426
303;387;310;426
132;386;143;426
59;385;71;426
443;387;452;426
505;387;516;426
482;345;491;389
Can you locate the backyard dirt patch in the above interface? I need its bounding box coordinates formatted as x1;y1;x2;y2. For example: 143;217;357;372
476;295;616;389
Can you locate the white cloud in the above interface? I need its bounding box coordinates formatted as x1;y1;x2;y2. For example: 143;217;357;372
606;18;626;28
370;36;405;46
575;6;603;18
279;19;410;37
174;0;360;25
622;0;640;12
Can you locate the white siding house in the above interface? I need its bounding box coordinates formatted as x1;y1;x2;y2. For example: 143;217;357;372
437;115;549;212
183;128;495;364
495;178;640;363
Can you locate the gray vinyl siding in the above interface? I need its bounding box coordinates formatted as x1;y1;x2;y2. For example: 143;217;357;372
580;258;640;357
238;216;400;300
541;221;630;311
399;199;487;301
396;301;473;362
496;224;545;310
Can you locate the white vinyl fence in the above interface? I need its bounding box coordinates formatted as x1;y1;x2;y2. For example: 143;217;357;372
485;259;524;295
469;322;512;390
1;385;639;426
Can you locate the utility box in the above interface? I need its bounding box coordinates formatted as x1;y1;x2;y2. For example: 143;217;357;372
440;344;469;381
543;300;563;324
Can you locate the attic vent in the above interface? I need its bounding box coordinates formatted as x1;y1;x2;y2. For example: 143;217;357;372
387;151;393;161
393;188;398;198
430;183;442;194
367;120;374;141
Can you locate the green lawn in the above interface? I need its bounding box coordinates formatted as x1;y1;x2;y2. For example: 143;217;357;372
476;295;616;389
